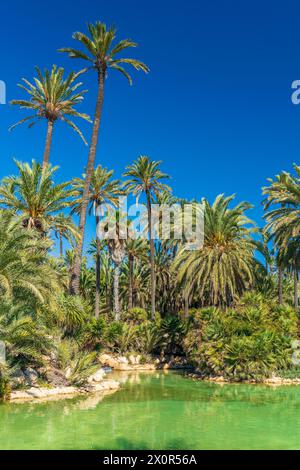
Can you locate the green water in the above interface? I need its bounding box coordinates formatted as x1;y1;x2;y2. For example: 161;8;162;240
1;371;300;449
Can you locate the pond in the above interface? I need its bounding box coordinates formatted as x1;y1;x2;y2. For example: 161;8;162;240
1;371;300;449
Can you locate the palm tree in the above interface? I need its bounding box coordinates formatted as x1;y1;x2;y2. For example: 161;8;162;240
123;156;170;318
174;195;255;307
72;165;121;317
53;213;79;257
280;239;300;308
59;21;149;296
0;160;74;234
263;171;294;304
0;212;60;305
125;238;148;309
10;66;90;168
107;225;126;320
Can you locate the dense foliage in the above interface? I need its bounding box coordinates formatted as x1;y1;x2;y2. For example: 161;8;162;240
1;19;300;398
184;294;298;381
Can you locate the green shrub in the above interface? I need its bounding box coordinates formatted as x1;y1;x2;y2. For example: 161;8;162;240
0;363;11;401
135;322;162;354
122;308;148;324
68;351;98;386
184;294;298;381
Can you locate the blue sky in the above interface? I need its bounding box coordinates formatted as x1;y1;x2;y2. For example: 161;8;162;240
1;0;300;250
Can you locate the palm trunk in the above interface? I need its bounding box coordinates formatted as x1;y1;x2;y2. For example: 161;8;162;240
184;293;189;318
114;265;120;320
146;190;156;319
95;212;101;319
278;264;283;305
128;254;134;310
42;120;54;169
294;263;298;309
70;70;105;295
59;233;63;258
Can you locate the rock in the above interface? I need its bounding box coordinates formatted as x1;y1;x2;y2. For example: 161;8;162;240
45;367;68;387
87;368;106;383
128;355;136;365
11;386;79;401
23;368;39;385
26;387;46;398
11;369;26;387
129;355;141;365
10;390;31;400
119;356;128;364
90;380;119;392
99;354;120;369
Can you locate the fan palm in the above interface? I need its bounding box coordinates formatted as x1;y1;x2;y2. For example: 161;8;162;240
72;165;121;317
0;160;74;234
123;156;170;318
10;65;90;168
174;195;255;307
59;21;149;296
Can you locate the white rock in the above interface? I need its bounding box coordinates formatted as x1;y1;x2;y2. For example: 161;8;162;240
65;367;72;379
88;379;119;392
118;356;128;364
87;368;106;383
128;355;136;365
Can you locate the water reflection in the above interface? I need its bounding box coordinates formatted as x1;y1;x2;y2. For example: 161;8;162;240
1;371;300;449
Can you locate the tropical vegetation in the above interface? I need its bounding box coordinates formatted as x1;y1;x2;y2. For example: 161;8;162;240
1;19;300;399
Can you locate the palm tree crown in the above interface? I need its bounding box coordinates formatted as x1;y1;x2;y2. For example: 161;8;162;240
174;194;255;306
0;160;74;233
71;165;122;215
123;156;170;200
10;65;90;141
59;21;149;83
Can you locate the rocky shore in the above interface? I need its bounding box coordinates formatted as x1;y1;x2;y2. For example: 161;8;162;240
187;371;300;386
8;353;192;402
98;353;192;371
10;364;120;402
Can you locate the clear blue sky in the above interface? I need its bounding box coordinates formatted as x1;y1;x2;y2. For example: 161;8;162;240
1;0;300;249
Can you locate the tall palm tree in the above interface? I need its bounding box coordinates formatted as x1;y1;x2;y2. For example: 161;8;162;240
72;165;121;317
125;238;148;309
10;66;90;168
0;160;74;234
107;222;126;320
53;213;79;257
123;156;170;318
174;195;255;307
59;21;149;296
263;171;294;304
280;239;300;308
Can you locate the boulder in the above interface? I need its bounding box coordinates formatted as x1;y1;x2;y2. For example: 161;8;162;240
90;380;119;392
45;367;68;387
65;367;72;379
119;356;128;364
23;368;39;386
87;368;106;383
99;354;120;368
128;355;141;365
11;369;26;387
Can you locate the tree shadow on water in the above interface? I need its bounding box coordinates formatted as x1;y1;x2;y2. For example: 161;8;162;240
92;437;191;450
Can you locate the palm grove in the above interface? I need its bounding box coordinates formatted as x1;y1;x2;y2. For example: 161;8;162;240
0;21;299;398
